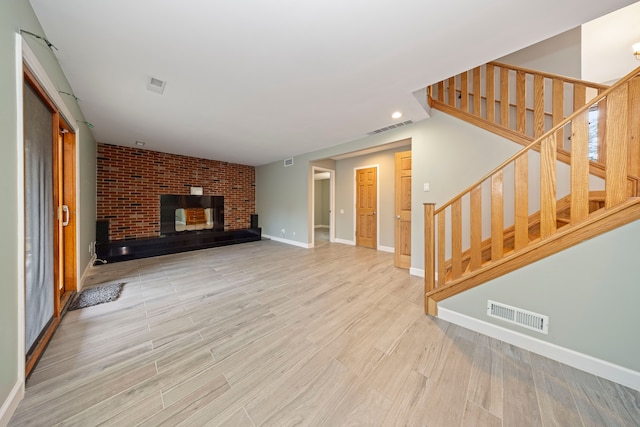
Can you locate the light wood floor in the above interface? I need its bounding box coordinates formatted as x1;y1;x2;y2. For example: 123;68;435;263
10;236;640;426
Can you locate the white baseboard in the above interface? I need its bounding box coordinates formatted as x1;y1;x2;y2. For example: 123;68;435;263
378;245;394;253
77;254;97;292
410;267;424;278
438;307;640;392
262;234;312;249
334;238;355;246
314;225;330;229
0;380;23;427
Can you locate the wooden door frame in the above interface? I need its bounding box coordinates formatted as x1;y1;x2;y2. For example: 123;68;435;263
20;38;80;378
310;166;335;247
354;164;379;248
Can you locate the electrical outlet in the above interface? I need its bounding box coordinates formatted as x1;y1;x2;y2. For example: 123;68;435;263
281;228;285;237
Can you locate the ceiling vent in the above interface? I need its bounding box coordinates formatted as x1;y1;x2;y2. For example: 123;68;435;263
147;76;166;95
284;158;294;167
487;300;549;334
366;120;413;136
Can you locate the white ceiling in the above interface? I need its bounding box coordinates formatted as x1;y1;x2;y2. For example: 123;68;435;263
30;0;636;166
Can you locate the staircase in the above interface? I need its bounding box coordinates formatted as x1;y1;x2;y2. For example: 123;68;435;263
422;62;640;316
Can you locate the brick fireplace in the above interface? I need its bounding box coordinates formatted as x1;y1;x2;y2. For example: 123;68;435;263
97;143;255;241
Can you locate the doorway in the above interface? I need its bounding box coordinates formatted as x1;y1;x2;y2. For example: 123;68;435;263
394;150;411;269
355;166;378;249
23;66;77;376
311;167;335;247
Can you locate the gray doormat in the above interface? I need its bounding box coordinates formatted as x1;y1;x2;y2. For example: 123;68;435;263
68;283;124;311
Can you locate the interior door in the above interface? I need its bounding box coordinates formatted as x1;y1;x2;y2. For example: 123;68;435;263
24;66;76;376
355;167;377;249
394;151;412;269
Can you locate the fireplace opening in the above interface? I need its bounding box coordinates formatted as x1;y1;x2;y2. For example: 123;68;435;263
160;194;224;235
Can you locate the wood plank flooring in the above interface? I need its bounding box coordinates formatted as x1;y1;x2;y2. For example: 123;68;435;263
10;236;640;426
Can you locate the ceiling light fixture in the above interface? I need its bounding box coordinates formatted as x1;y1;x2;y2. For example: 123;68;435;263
634;42;640;60
391;111;402;119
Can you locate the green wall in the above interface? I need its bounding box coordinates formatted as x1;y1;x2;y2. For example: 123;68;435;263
440;220;640;372
0;0;96;412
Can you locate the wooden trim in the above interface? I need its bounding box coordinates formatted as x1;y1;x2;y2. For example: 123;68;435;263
473;67;481;116
491;171;504;261
423;203;436;305
628;77;640;178
451;199;462;279
514;153;529;251
605;85;629;208
486;64;495;122
571;112;590;223
448;77;456;106
540;134;557;239
461;71;469;112
533;74;545;138
489;61;609;91
437;212;446;287
426;199;640;303
500;67;509;128
470;186;482;271
516;71;526;134
552;79;564;147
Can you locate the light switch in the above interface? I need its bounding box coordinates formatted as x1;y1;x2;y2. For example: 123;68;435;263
423;183;430;192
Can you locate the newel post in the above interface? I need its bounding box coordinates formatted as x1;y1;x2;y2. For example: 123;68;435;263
423;203;436;315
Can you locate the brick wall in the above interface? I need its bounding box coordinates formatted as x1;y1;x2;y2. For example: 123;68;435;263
97;143;255;241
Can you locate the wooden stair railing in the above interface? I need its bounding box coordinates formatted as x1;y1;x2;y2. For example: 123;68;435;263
424;65;640;316
427;62;640;182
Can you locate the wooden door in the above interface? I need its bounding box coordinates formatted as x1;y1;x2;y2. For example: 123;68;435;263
24;66;76;376
356;167;377;249
394;151;411;269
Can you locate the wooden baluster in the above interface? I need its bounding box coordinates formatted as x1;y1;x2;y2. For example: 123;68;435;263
448;77;456;106
437;81;445;103
437;210;446;287
573;83;586;110
553;79;564;150
598;98;607;164
461;71;469;112
451;198;462;279
516;71;526;135
627;77;640;181
605;85;629;208
571;111;590;223
473;67;481;117
540;134;557;238
514;154;529;251
533;75;545;138
470;185;482;271
500;67;509;128
423;203;436;297
491;171;504;261
486;64;495;123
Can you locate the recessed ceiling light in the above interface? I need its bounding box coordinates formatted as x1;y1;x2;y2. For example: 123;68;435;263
135;141;146;147
391;111;402;119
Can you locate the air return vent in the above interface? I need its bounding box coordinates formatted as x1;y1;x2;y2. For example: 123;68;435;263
487;300;549;334
366;120;413;136
284;158;294;167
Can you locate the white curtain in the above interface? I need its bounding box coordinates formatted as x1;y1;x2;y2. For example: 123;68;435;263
24;82;55;354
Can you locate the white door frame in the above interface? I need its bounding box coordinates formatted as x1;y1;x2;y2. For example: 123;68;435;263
311;166;335;247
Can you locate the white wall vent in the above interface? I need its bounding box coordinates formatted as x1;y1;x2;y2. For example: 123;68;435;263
284;158;294;167
487;300;549;334
147;76;166;94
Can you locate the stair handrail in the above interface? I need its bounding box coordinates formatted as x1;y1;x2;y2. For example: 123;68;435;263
424;65;640;314
434;65;640;214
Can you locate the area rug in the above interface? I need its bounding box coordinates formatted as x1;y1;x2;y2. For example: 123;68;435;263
68;283;124;311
